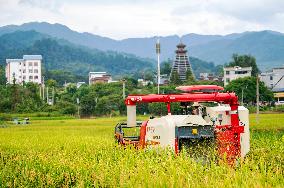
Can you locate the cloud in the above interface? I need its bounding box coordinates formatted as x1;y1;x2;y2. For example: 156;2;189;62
18;0;63;13
172;0;284;23
214;0;284;23
0;0;283;39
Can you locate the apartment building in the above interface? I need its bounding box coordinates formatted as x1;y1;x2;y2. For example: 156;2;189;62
5;55;42;84
223;66;252;86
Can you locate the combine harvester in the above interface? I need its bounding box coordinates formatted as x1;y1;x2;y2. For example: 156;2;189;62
115;85;250;164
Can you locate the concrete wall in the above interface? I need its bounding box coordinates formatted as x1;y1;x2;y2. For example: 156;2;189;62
261;67;284;91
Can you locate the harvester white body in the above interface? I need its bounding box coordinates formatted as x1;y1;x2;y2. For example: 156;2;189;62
145;105;250;158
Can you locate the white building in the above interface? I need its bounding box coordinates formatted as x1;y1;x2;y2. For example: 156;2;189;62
89;72;113;84
138;79;153;86
223;66;252;86
5;55;42;84
199;72;223;82
260;67;284;91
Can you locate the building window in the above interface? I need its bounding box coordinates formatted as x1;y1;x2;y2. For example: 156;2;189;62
29;76;33;80
270;76;273;80
29;62;33;66
23;76;26;80
23;69;26;73
29;69;33;73
34;62;38;66
19;69;21;72
34;69;38;73
23;63;26;66
226;71;230;75
34;76;38;80
226;78;230;83
235;71;248;74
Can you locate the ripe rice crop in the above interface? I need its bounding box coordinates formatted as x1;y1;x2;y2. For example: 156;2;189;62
0;114;283;187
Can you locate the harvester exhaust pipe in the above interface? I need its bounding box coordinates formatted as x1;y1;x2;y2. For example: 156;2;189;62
127;105;136;127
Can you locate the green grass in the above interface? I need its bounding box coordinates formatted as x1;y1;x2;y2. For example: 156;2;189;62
250;113;284;130
0;115;283;187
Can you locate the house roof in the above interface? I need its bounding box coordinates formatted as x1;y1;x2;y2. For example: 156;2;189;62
224;66;252;71
274;92;284;98
272;88;284;92
6;59;23;63
23;55;42;60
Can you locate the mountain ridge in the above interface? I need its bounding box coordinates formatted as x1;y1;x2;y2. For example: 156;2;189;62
1;22;284;70
0;30;219;82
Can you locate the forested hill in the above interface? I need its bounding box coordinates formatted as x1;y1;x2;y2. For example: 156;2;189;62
0;30;221;83
0;31;155;79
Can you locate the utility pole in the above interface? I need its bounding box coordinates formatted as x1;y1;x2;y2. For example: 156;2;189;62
39;85;42;99
156;39;161;94
241;88;244;106
241;85;247;106
256;75;260;124
76;98;80;118
42;76;45;101
46;86;49;104
122;79;126;99
52;87;55;105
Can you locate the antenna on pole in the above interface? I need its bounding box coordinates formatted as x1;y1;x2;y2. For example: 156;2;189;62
156;38;161;94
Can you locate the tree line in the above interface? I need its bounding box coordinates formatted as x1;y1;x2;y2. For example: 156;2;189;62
0;54;275;116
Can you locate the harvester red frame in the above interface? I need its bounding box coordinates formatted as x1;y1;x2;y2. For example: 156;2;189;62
118;85;244;163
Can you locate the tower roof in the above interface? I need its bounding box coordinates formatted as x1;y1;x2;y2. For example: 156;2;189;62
175;49;187;53
177;42;186;48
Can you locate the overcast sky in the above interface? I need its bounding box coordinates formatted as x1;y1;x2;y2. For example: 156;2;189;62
0;0;283;39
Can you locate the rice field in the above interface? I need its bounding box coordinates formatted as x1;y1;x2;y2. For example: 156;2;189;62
0;114;283;187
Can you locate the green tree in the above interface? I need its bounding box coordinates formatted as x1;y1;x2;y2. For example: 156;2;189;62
46;79;57;88
148;102;181;116
0;66;6;85
55;101;77;115
66;84;77;95
227;54;260;76
161;59;172;75
144;72;154;81
186;69;195;84
197;80;223;87
225;77;273;104
148;103;168;116
170;71;182;85
95;94;123;116
0;85;12;112
80;91;97;116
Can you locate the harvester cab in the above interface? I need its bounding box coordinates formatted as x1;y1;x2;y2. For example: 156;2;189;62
115;85;250;163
